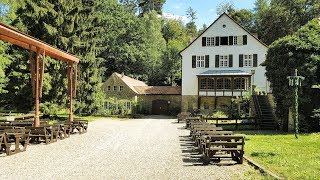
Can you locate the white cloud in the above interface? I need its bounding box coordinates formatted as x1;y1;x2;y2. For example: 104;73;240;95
161;13;188;23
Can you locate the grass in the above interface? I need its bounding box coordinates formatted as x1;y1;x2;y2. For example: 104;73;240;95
237;131;320;179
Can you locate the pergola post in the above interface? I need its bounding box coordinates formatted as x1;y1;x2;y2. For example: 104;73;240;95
67;62;74;123
34;48;41;127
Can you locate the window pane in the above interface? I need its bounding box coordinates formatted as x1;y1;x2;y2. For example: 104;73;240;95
220;36;228;45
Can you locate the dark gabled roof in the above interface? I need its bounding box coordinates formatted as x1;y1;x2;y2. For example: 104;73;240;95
198;70;251;76
134;86;181;95
179;13;268;55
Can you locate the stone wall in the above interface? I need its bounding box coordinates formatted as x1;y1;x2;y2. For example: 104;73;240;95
181;95;233;112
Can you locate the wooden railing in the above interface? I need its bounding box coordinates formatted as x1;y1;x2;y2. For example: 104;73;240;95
202;117;258;130
252;94;262;127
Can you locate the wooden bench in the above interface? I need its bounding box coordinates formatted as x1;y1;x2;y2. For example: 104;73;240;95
74;120;88;133
26;126;57;144
177;112;191;123
65;120;88;134
53;123;71;139
0;130;10;155
191;127;223;139
186;117;203;129
0;128;30;155
203;135;245;164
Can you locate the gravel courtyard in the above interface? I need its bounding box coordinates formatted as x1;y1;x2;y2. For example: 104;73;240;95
0;116;252;179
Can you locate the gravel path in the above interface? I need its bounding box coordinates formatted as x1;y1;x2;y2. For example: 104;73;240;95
0;116;251;179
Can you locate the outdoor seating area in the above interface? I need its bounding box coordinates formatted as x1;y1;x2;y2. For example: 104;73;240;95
0;117;88;156
181;116;245;165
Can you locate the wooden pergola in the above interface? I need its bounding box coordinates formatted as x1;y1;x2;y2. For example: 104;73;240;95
0;22;79;127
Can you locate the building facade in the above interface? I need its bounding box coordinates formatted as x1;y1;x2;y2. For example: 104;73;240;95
102;72;181;115
180;13;269;112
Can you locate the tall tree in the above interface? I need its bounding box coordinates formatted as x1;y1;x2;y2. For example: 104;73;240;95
255;0;320;45
162;19;190;85
185;7;197;38
140;11;166;85
264;19;320;131
138;0;166;15
10;0;106;114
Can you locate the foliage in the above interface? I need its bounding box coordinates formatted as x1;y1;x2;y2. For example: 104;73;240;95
254;0;320;45
264;19;320;131
211;110;228;118
242;131;320;179
138;0;166;15
185;7;197;38
0;41;11;94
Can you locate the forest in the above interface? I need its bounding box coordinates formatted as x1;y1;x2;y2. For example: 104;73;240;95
0;0;319;126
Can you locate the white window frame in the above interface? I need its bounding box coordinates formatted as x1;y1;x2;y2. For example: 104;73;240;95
119;86;123;91
219;55;229;68
234;36;238;45
206;37;215;46
196;56;205;68
113;86;117;91
125;102;131;110
244;54;253;67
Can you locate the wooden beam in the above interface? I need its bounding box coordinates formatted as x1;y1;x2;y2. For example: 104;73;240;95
39;51;45;97
34;48;41;127
29;50;35;97
67;63;74;122
72;63;77;98
0;23;79;63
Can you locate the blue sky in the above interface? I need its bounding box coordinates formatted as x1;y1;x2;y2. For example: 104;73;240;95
163;0;256;28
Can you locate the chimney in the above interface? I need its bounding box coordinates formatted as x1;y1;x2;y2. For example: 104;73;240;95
121;72;124;78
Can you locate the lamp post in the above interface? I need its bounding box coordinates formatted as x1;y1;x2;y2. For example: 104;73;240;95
287;69;304;138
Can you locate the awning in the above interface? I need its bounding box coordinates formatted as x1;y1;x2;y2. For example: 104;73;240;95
197;70;251;76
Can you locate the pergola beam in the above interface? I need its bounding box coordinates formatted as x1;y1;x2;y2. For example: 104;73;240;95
0;22;80;127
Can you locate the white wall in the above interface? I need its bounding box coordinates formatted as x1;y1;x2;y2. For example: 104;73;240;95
181;14;269;96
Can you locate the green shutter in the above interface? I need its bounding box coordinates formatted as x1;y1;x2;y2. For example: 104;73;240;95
215;37;220;46
202;37;206;46
239;54;243;67
253;54;258;67
229;54;233;67
243;35;247;45
192;56;196;68
229;36;233;45
215;55;219;67
205;55;209;68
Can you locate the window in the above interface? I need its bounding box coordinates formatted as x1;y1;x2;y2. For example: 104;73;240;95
207;78;215;90
113;86;117;91
219;55;229;67
119;86;123;91
125;102;131;110
200;78;206;90
234;78;246;90
107;86;111;91
234;36;238;45
220;36;228;45
217;78;224;89
196;56;205;68
224;78;231;89
244;54;253;67
206;37;215;46
216;78;231;90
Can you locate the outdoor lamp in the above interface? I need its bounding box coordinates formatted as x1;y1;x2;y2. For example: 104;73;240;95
287;69;305;138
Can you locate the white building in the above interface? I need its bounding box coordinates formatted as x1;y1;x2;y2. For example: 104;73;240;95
180;13;269;111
